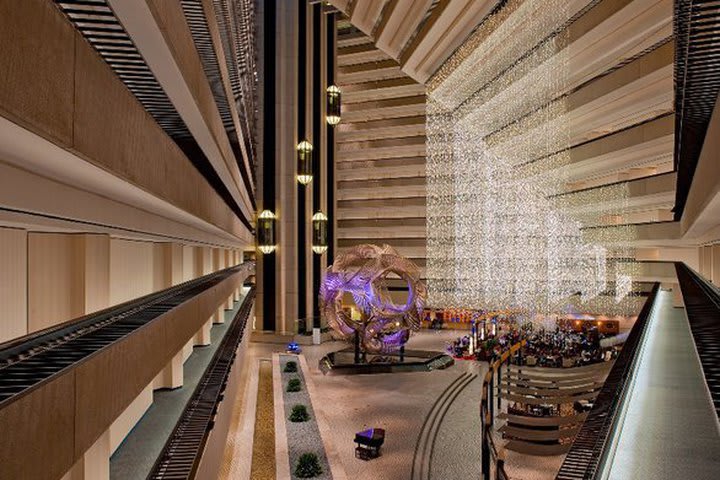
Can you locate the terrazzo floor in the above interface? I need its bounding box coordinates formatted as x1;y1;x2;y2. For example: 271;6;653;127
224;329;489;480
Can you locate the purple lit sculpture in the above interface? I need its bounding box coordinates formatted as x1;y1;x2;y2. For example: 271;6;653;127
320;244;426;354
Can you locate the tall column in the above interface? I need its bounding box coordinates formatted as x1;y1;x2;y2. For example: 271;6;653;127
167;243;184;286
194;318;213;346
702;245;713;279
310;2;327;328
297;0;310;333
255;0;275;332
256;0;299;334
712;245;720;285
79;234;110;314
0;227;27;343
326;11;337;262
61;430;110;480
28;233;111;332
153;350;184;389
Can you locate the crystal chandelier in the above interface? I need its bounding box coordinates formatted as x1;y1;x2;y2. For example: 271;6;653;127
425;0;636;315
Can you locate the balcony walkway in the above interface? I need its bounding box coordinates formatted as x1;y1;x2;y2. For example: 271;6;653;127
110;295;246;480
604;289;720;479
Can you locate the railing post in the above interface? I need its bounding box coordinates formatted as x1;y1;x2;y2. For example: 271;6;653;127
481;414;489;479
489;371;494;425
497;361;502;410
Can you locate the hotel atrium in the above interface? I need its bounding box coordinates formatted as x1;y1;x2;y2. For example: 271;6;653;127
0;0;719;479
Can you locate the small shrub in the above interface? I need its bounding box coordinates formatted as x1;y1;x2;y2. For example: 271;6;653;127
295;452;323;478
289;404;310;422
284;361;298;372
287;377;302;392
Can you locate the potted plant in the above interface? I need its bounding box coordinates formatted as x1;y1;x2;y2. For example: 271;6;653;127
284;361;298;373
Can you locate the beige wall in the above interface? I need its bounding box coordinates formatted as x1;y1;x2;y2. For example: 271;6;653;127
109;239;154;305
0;228;27;343
28;233;85;332
8;233;239;342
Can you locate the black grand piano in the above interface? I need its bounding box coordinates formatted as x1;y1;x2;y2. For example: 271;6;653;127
354;427;385;460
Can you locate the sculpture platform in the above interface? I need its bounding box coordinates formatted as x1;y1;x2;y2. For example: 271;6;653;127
319;348;453;375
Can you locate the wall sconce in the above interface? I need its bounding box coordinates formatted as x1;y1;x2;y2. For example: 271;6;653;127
311;211;328;254
326;85;341;125
296;140;313;185
257;210;276;254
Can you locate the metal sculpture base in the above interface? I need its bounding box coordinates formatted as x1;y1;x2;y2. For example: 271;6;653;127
319;348;454;375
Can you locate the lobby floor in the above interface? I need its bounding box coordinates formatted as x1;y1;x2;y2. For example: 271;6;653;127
223;329;486;480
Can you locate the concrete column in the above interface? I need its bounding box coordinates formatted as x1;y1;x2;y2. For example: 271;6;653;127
61;430;110;480
213;247;223;272
155;243;184;288
195;246;212;276
109;383;152;454
182;245;195;281
701;246;712;278
194;318;212;346
79;234;110;315
182;338;194;363
28;233;110;332
152;350;183;389
712;245;720;285
214;305;225;324
0;227;27;343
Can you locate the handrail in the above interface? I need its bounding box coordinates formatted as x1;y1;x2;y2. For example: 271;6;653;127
480;340;526;480
555;282;660;480
674;262;720;419
0;262;255;358
0;262;255;407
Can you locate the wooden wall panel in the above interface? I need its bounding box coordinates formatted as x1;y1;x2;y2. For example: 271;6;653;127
74;319;166;458
0;0;75;145
71;31;244;240
0;0;250;244
73;270;243;459
0;371;76;480
0;228;27;343
109;239;154;305
28;233;84;332
145;0;239;180
163;296;201;358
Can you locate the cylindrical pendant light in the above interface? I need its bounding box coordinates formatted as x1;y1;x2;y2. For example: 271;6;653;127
311;211;328;254
296;140;313;185
257;210;276;254
326;85;341;126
